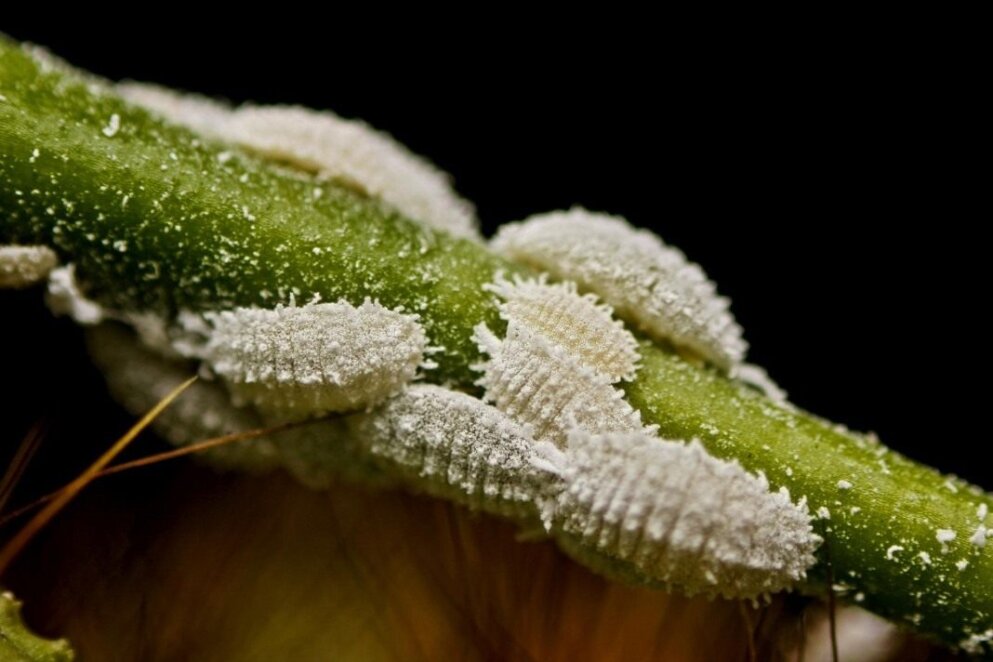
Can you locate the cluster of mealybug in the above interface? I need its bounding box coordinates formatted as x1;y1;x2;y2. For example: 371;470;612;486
493;208;747;371
0;84;821;601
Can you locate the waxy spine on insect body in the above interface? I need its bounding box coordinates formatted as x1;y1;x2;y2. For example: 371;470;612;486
4;37;993;652
182;300;431;421
492;208;747;371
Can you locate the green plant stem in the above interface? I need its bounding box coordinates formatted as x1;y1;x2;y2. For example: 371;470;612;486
1;37;990;653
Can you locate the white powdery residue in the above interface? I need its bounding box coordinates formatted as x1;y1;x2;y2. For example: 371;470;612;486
733;363;789;404
837;480;853;491
473;322;648;447
885;545;905;561
817;506;831;520
197;300;428;421
491;208;746;371
101;113;121;137
917;551;932;565
118;82;479;240
0;245;58;289
45;264;104;324
85;323;279;472
485;275;640;382
936;529;957;543
553;429;820;599
352;384;565;522
970;525;988;549
979;503;989;521
956;559;969;571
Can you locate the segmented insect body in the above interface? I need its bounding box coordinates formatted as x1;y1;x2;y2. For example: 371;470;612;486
351;384;565;522
118;83;480;240
193;300;429;421
485;276;639;382
85;323;280;472
474;324;646;446
9;56;823;606
554;428;819;599
492;208;747;371
474;276;649;446
0;245;57;289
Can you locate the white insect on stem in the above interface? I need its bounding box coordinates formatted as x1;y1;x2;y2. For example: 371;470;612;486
485;275;640;382
474;324;647;446
351;384;565;522
492;207;747;371
189;299;429;421
0;244;57;289
117;83;480;240
553;428;820;599
474;275;650;445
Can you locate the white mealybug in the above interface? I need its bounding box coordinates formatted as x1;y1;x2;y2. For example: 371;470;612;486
485;275;640;382
474;275;648;445
350;384;566;522
118;83;480;241
491;208;747;371
191;300;429;421
0;245;58;289
554;428;820;599
85;323;280;472
474;323;648;447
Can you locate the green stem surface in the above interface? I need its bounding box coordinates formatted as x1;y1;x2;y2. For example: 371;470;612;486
2;36;990;653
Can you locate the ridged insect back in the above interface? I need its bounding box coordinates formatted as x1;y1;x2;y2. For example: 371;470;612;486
554;428;819;599
492;208;746;371
486;275;639;382
195;300;429;421
352;384;565;521
474;276;648;446
474;324;646;446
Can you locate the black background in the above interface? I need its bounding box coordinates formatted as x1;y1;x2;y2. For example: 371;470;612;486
1;23;984;488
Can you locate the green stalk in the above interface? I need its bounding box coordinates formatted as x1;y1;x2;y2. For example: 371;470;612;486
2;37;990;653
